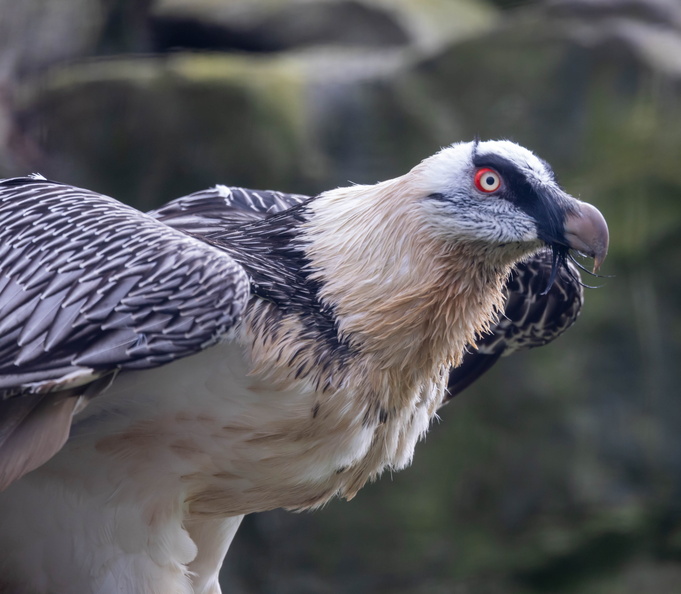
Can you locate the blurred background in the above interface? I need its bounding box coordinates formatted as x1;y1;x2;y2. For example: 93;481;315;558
1;0;680;592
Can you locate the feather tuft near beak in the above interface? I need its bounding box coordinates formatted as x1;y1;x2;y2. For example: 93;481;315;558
563;201;609;272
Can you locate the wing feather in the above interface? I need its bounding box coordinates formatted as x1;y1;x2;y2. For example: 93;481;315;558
149;184;309;232
445;250;584;401
0;177;250;398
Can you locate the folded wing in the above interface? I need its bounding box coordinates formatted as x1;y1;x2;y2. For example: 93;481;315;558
0;177;250;488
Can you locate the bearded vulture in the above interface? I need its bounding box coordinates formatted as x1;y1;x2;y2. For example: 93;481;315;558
0;140;608;594
151;186;587;403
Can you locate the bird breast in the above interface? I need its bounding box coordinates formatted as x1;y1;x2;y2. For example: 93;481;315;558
73;330;441;517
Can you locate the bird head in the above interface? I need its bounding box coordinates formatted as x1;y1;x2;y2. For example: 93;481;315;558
304;139;608;370
414;139;608;278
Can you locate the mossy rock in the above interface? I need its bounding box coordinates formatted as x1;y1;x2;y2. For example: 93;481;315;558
15;54;313;208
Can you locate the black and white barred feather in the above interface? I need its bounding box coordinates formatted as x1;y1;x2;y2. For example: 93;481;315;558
149;185;309;232
445;250;583;400
152;186;351;367
0;177;249;398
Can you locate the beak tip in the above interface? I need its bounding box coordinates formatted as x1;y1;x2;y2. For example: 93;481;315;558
564;201;609;273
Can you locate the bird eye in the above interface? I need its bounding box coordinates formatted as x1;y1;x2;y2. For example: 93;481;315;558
474;168;502;193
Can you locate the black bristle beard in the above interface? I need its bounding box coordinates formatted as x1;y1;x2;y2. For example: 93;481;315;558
541;245;570;295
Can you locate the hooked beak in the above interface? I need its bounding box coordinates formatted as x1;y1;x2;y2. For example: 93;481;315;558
563;200;609;272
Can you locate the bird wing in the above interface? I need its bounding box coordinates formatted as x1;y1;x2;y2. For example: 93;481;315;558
445;250;584;401
0;177;250;488
148;185;309;232
0;177;250;394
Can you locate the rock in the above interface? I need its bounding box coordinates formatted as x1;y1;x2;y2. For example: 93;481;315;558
14;54;315;207
0;0;105;172
150;0;495;54
151;0;410;53
0;0;103;81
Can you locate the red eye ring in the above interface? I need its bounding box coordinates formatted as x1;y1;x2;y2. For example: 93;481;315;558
474;168;502;193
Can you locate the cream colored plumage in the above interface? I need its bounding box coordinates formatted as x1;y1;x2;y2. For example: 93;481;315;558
0;140;608;593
